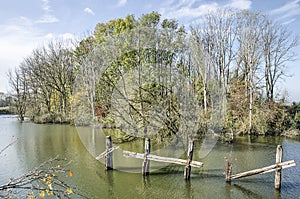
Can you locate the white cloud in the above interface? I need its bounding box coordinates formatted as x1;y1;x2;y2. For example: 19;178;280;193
118;0;127;7
35;14;59;23
161;1;218;19
0;17;74;92
176;3;219;18
36;0;59;24
270;0;300;15
41;0;51;11
282;18;296;25
226;0;251;10
84;7;95;15
160;0;252;20
269;0;300;24
45;33;76;40
0;18;43;92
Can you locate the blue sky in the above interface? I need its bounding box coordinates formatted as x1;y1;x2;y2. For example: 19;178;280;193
0;0;300;102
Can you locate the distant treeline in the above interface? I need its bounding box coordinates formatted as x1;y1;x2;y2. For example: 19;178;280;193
8;9;300;136
0;92;12;114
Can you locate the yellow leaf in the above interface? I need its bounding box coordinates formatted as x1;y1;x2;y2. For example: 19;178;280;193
48;184;53;190
28;193;35;199
66;188;73;195
69;171;73;177
46;190;53;196
39;191;45;198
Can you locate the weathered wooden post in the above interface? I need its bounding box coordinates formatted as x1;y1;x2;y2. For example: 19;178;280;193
184;139;194;180
142;138;150;176
106;136;113;170
225;160;232;182
275;145;283;189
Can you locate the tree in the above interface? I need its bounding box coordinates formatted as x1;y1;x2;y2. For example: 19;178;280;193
235;11;264;133
198;9;237;93
8;66;28;122
261;19;298;102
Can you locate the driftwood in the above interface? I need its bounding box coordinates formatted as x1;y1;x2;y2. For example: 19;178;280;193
123;151;203;168
230;160;296;180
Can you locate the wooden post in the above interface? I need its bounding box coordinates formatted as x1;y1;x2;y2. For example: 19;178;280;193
184;139;194;180
225;160;232;182
275;145;283;189
142;138;150;176
105;136;113;170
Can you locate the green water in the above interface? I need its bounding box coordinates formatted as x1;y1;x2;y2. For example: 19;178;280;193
0;115;299;199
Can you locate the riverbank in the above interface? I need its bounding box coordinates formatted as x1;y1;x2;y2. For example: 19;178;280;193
0;107;12;115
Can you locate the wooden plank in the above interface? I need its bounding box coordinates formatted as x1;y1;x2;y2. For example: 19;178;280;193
95;146;119;160
261;163;295;174
230;160;296;180
123;151;204;168
275;145;283;189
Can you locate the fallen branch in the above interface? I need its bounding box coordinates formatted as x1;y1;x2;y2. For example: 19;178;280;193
0;155;88;199
0;138;18;155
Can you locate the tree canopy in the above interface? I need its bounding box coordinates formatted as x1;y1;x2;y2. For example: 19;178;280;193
8;10;300;136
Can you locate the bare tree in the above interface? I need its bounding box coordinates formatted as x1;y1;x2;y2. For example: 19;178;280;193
8;66;28;122
200;9;237;93
261;19;299;102
189;27;212;113
236;11;264;133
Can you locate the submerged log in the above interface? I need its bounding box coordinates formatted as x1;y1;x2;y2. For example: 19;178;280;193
230;160;296;180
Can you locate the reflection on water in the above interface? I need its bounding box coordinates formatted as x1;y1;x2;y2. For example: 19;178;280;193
0;115;300;198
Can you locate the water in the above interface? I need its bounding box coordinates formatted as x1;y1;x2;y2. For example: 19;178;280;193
0;115;300;199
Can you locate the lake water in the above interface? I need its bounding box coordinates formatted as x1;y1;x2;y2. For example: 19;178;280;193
0;115;300;199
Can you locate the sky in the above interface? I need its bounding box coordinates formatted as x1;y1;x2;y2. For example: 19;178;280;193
0;0;300;102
